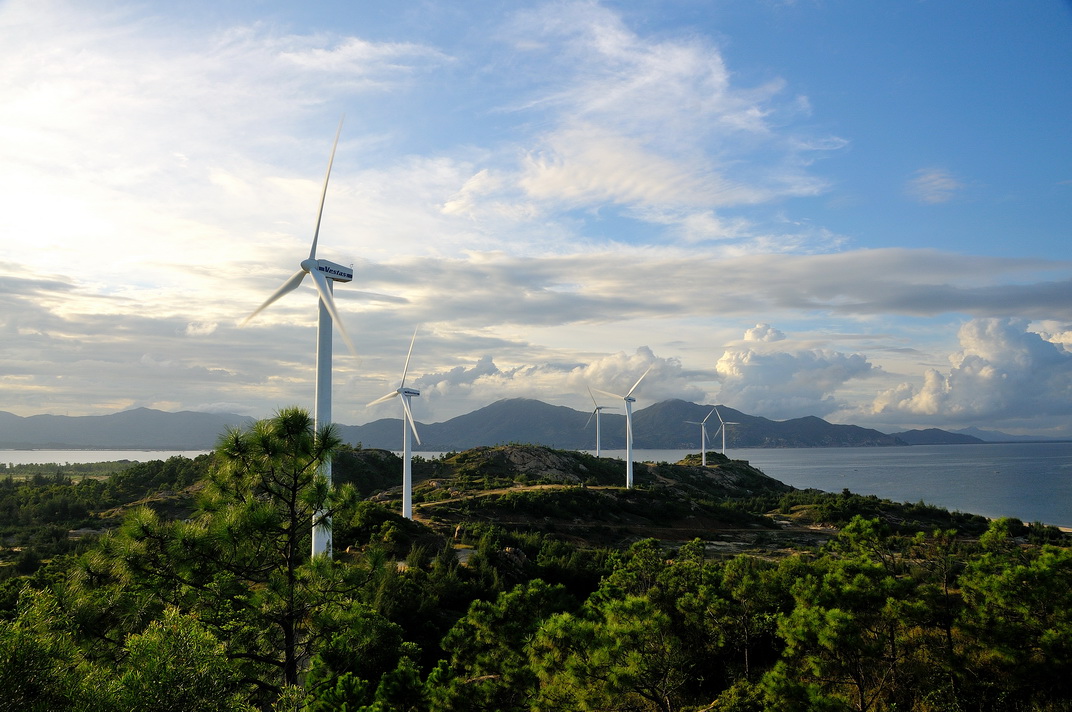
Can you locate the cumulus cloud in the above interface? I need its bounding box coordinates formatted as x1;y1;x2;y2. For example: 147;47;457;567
378;346;704;423
872;318;1072;422
714;325;875;418
743;323;786;342
1034;321;1072;353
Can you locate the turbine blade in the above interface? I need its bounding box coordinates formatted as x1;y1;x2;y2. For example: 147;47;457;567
715;407;725;425
400;325;419;388
241;269;307;325
308;267;359;360
587;385;599;408
584;409;596;429
309;116;345;261
625;365;653;398
702;407;716;424
401;397;421;445
367;391;398;408
591;387;624;400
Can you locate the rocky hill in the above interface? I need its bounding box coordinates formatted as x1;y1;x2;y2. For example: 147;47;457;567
335;443;806;551
328;443;995;554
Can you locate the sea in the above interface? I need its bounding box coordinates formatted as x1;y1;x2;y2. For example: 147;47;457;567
601;443;1072;529
4;443;1071;528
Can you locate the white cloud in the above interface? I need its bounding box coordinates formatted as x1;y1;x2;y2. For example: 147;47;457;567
714;325;876;418
372;345;705;423
184;321;218;337
497;0;838;235
871;318;1072;421
744;323;786;342
906;167;964;204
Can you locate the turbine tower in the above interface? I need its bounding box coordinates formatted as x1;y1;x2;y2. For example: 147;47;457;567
714;407;739;455
594;365;652;489
685;407;717;466
367;326;422;520
584;386;616;457
242;118;357;558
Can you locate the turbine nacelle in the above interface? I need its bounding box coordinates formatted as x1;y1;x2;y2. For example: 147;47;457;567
400;387;421;398
312;259;353;283
297;258;353;282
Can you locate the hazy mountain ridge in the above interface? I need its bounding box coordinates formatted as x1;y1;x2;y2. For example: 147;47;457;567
6;399;1055;451
888;428;985;445
951;426;1064;443
0;408;254;449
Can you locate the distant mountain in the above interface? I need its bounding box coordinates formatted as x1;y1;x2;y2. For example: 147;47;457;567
889;428;984;445
340;398;906;451
951;426;1065;443
630;400;906;449
337;399;592;451
1;399;954;452
0;408;253;449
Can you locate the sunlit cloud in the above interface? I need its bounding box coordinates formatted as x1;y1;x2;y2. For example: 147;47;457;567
871;318;1072;422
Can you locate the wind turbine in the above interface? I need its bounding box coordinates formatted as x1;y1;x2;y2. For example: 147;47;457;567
713;407;739;455
367;326;421;520
593;365;652;489
584;386;617;457
685;407;717;467
242;118;358;558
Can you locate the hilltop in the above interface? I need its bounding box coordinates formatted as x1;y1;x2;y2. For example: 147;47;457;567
327;443;994;554
44;443;1001;562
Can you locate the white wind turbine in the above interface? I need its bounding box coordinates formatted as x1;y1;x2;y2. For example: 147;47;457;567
593;365;652;489
685;407;717;467
367;326;422;520
584;386;617;457
242;118;358;558
713;407;740;455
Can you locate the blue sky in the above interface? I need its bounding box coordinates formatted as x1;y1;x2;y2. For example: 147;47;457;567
2;0;1071;437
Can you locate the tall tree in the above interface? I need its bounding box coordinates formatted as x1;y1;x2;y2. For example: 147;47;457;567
65;408;360;701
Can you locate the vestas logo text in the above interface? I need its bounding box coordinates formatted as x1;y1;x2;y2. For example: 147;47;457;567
318;265;354;280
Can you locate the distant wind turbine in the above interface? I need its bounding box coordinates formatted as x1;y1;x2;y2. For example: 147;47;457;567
714;407;739;455
593;365;652;489
685;407;717;467
367;326;422;520
241;117;357;558
584;386;617;457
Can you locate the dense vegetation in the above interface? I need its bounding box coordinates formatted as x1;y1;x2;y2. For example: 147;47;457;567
1;409;1070;711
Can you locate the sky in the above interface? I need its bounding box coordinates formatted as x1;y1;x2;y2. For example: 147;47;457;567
2;0;1071;438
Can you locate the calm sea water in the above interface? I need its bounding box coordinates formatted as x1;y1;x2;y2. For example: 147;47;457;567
601;443;1072;528
5;444;1071;527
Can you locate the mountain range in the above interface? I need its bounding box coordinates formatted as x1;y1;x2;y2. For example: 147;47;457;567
3;398;1053;452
